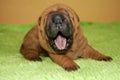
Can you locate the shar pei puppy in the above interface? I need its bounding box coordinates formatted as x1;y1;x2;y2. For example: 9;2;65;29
20;4;112;71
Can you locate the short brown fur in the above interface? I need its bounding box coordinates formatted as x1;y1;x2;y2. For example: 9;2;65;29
20;4;112;71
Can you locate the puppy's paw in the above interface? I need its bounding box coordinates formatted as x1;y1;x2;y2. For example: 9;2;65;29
31;57;42;61
98;56;112;61
63;61;80;71
26;57;42;62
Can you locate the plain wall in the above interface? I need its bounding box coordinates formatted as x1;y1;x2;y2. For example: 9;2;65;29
0;0;120;24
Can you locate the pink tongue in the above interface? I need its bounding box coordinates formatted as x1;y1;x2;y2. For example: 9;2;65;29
54;35;66;50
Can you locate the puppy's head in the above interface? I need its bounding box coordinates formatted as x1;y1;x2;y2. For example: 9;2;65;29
45;11;73;53
38;4;80;54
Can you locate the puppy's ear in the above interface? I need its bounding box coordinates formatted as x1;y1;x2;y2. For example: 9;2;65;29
72;12;80;22
66;10;80;22
75;14;80;22
38;16;41;25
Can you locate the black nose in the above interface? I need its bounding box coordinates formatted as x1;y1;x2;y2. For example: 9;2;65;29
52;13;64;24
54;15;62;24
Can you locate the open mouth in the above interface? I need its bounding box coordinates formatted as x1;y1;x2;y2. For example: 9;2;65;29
54;35;66;50
48;32;73;53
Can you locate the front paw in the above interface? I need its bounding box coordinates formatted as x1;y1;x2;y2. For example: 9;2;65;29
98;56;112;61
63;61;80;71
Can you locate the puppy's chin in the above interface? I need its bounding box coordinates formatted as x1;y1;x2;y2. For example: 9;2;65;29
45;12;73;53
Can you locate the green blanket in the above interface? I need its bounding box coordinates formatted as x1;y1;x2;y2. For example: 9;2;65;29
0;22;120;80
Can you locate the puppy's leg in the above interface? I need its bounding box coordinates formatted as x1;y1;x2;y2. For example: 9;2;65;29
49;54;80;71
20;27;41;61
82;45;112;61
20;44;41;61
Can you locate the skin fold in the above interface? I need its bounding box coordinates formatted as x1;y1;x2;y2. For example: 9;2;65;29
20;4;112;71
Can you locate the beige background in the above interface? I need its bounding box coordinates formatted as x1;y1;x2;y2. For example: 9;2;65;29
0;0;120;24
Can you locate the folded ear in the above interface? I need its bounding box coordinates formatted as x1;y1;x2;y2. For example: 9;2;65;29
75;14;80;22
38;16;41;25
67;10;80;23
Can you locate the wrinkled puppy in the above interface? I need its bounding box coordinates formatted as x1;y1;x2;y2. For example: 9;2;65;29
20;4;112;71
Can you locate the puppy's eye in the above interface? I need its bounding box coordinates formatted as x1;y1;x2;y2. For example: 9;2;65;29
72;17;74;21
38;16;41;25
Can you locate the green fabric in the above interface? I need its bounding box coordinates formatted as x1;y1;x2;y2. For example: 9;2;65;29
0;22;120;80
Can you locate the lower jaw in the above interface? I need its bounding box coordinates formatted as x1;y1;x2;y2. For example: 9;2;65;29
53;48;67;54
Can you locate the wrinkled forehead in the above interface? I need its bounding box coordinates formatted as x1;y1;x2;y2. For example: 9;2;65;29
39;4;79;28
46;11;71;22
